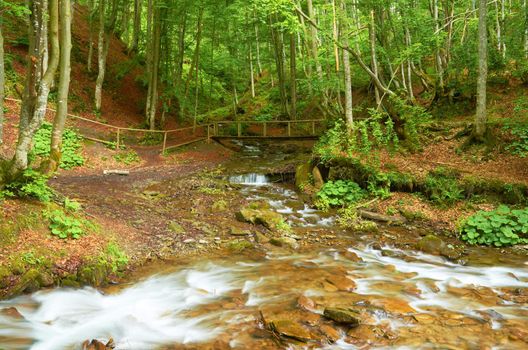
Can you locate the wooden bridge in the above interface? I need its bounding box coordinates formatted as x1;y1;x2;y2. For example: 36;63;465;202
6;98;325;154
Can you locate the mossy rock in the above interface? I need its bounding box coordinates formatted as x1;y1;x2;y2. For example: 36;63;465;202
61;276;81;288
227;240;254;252
416;235;446;255
77;263;109;287
295;162;312;190
0;266;11;289
11;269;42;295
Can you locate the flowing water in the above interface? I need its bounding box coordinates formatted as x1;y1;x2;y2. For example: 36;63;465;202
1;141;527;350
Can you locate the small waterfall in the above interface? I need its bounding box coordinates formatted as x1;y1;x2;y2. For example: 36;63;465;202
229;173;270;185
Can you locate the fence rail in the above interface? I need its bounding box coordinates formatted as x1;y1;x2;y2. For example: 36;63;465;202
5;98;326;153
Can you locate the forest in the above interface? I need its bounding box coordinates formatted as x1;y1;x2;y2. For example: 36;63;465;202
0;0;527;349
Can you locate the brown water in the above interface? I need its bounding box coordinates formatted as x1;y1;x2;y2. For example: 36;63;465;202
1;141;527;350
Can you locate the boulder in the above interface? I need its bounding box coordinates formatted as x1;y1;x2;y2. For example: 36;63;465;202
325;275;356;291
269;320;313;342
323;307;361;326
417;235;446;255
229;227;251;236
270;236;299;249
312;166;325;190
295;162;312;190
81;338;115;350
236;208;284;231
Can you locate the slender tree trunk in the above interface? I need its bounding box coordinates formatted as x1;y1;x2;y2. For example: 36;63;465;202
331;0;340;72
184;6;204;100
342;2;353;133
0;24;5;144
87;0;94;72
147;5;161;130
48;0;73;172
254;12;263;75
307;0;322;79
290;34;297;119
270;15;289;117
369;10;381;107
132;0;142;52
433;0;445;93
94;0;106;111
524;0;528;58
9;0;60;177
475;0;488;140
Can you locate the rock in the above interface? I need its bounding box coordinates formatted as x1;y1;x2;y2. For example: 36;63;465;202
183;238;196;244
227;240;254;252
12;269;42;295
320;324;341;343
81;338;115;350
168;222;185;234
417;235;446;255
236;208;284;231
270;236;299;249
295;162;312;190
1;307;24;320
325;275;356;291
341;250;363;263
254;232;270;244
323;307;361;326
312;166;325;190
269;320;313;342
358;210;406;224
230;227;251;236
298;295;316;310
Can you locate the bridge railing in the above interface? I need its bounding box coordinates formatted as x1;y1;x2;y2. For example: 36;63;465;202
211;119;326;138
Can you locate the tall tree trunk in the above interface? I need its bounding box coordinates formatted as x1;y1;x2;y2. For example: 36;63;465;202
270;15;288;117
474;0;488;140
306;0;322;79
87;0;94;72
9;0;60;178
147;4;162;130
0;23;5;144
524;0;528;58
290;33;297;119
48;0;73;172
132;0;142;52
369;10;381;107
184;6;204;100
94;0;106;112
432;0;445;93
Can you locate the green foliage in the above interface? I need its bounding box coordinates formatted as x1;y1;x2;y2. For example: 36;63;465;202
313;120;348;163
423;167;464;207
64;198;82;212
336;206;378;232
316;180;366;209
105;242;129;273
367;172;392;199
503;96;528;158
139;133;163;146
460;206;528;247
43;209;89;240
31;122;85;170
113;151;140;165
4;169;54;202
21;252;43;266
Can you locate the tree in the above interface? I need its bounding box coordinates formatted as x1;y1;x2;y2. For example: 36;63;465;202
47;0;73;172
0;19;4;145
5;0;60;180
474;0;488;141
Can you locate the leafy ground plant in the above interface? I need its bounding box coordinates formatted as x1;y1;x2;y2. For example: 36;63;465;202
4;169;54;202
460;206;528;247
43;208;94;240
31;122;85;169
113;150;140;165
315;180;366;209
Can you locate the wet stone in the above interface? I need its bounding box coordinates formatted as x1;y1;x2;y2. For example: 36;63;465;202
1;307;24;320
325;275;356;292
298;295;316;311
323;307;361;326
269;320;314;342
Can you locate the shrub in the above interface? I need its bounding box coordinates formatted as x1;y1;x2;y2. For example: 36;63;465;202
316;180;366;209
460;206;528;247
5;169;54;202
105;243;129;273
43;209;94;239
313;119;348;163
31;122;85;169
113;151;140;165
423;168;464;207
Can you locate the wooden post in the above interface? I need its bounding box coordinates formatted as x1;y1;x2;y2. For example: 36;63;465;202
237;122;242;137
312;121;316;135
162;132;168;154
287;122;291;137
263;122;267;137
116;128;121;150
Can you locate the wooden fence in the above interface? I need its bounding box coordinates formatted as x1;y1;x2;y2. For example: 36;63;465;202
5;98;326;153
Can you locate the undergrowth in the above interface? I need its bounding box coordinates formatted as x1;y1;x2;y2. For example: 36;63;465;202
460;206;528;247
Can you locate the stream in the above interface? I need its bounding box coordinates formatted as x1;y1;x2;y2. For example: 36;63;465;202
0;141;527;350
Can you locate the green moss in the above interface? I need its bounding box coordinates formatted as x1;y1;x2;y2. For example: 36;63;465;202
227;240;254;252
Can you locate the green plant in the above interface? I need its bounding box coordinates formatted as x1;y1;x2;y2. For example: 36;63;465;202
460;206;528;247
315;180;366;209
105;242;129;273
336;206;378;232
313;119;348;163
503;96;528;158
21;252;43;266
43;209;91;239
5;169;54;202
367;172;392;199
64;198;82;212
423;168;464;207
31;122;85;169
113;151;140;165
